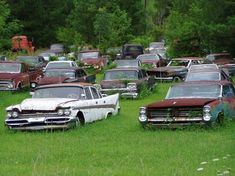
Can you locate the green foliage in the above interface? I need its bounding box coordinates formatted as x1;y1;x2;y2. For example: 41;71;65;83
164;0;235;57
130;35;153;48
0;0;22;51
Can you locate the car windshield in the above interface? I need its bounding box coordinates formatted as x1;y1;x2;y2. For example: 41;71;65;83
17;57;38;65
80;52;99;59
186;72;220;81
46;62;71;69
137;55;159;60
0;63;21;73
116;60;139;67
149;42;164;48
166;84;221;99
45;70;75;78
168;60;189;67
33;86;83;99
104;70;138;80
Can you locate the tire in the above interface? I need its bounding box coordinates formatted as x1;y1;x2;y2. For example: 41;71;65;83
173;76;181;82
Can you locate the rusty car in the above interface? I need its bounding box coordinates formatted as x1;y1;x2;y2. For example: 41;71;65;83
78;50;108;69
136;53;167;68
16;55;47;70
0;61;43;91
206;53;235;76
139;80;235;128
5;83;120;130
100;67;156;98
147;57;204;82
30;67;96;91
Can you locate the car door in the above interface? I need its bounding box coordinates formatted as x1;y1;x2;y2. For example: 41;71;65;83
222;84;235;118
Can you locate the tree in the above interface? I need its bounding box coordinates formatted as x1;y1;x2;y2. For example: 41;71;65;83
0;0;22;51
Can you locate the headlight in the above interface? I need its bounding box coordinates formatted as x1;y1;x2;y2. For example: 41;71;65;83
7;111;19;118
7;112;12;118
12;111;19;118
139;107;147;122
57;109;64;116
127;83;137;90
31;82;37;88
57;108;71;116
64;109;71;116
8;83;13;89
203;106;211;121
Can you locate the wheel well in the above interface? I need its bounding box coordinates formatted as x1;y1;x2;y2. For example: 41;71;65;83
76;111;85;125
106;112;112;118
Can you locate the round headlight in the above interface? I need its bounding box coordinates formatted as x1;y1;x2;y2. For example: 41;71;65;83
139;107;146;115
64;109;71;116
31;83;37;88
139;115;147;122
57;109;64;116
203;115;211;121
203;106;211;113
8;83;13;88
12;111;19;118
7;112;12;118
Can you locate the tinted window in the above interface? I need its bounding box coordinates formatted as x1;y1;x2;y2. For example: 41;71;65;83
223;85;235;97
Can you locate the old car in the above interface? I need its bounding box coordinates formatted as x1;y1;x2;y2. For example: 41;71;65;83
49;43;66;54
44;61;78;71
136;53;167;68
5;83;120;130
30;67;96;91
78;50;108;69
185;64;231;82
100;67;156;98
39;52;56;61
206;53;235;76
147;57;204;82
0;61;43;91
16;55;47;70
117;44;144;59
139;80;235;128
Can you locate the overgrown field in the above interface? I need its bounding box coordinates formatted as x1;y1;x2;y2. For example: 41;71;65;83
0;83;234;176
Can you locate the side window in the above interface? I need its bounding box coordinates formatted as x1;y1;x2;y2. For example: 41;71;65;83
21;64;26;73
90;87;100;99
138;71;143;79
223;85;235;97
80;70;86;76
84;87;92;99
221;72;226;80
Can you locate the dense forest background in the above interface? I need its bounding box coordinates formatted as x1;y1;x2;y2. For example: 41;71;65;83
0;0;235;57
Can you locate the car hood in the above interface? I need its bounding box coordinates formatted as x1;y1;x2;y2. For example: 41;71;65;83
147;98;215;109
150;66;187;72
38;76;68;85
19;98;76;111
140;60;157;64
0;73;21;80
81;58;102;65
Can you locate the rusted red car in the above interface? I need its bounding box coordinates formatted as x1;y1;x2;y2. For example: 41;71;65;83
30;67;96;92
0;61;43;91
136;53;167;68
206;53;235;76
147;57;205;82
78;50;108;69
100;67;156;98
139;81;235;128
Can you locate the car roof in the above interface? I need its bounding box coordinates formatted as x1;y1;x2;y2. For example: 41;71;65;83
173;57;204;61
174;80;231;86
44;67;83;71
207;53;231;56
0;61;22;64
79;50;100;53
36;82;92;89
188;64;219;72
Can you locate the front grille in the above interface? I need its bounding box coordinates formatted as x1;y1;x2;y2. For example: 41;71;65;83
0;80;12;89
18;112;58;119
155;72;168;77
148;107;203;119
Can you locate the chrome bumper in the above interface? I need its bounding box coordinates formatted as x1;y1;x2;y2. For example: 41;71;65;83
101;88;138;98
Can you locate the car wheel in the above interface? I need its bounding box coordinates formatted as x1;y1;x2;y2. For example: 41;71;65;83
173;76;181;82
17;83;22;91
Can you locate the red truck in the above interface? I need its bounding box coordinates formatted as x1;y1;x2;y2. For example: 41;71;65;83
11;35;35;54
0;61;43;91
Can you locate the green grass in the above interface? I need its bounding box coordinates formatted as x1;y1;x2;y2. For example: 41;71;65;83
0;83;235;176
